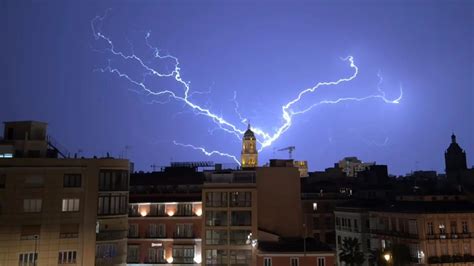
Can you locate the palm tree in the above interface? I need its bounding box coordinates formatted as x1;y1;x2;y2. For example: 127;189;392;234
339;237;365;266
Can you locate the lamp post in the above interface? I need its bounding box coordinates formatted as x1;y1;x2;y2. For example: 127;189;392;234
33;235;39;266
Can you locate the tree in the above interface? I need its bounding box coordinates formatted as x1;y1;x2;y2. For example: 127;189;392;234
339;237;365;266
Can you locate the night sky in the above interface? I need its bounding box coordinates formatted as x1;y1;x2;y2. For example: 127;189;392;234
1;0;473;175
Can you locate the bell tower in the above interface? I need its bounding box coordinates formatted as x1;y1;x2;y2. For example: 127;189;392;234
241;124;258;168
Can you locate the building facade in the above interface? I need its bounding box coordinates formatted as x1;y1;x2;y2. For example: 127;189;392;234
0;121;130;266
127;166;205;265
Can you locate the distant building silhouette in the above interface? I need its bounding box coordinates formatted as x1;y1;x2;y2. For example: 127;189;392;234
445;133;468;184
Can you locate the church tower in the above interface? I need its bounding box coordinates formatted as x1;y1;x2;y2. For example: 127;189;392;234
445;133;467;182
241;124;258;168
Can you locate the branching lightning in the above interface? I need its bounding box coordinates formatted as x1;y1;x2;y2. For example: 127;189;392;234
173;141;241;165
91;11;403;163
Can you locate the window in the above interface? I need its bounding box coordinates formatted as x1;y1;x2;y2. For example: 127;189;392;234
60;224;79;238
367;239;371;249
177;203;193;216
128;224;139;238
19;252;37;266
264;257;272;266
127;245;139;263
317;257;326;266
172;246;194;264
97;194;128;215
230;191;252;207
290;257;299;266
231;211;251;226
58;251;77;264
23;199;42;213
206;249;227;265
206;192;228;207
175;224;193;238
451;221;457;234
63;174;81;188
462;221;469;233
148;223;166;238
354;219;358;232
230;230;251;245
427;222;434;235
206;211;228;226
62;198;80;212
24;176;43;187
0;174;5;188
206;230;228;245
129;205;139;216
149;203;165;216
230;250;251;265
96;243;118;258
99;170;128;191
148;248;165;263
21;225;40;240
337;235;341;244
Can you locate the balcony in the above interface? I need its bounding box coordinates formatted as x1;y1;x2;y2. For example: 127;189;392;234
145;233;167;239
173;232;195;239
96;230;128;241
371;229;419;239
173;257;194;264
426;233;472;240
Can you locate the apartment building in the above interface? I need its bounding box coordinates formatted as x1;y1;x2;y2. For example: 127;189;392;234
0;121;129;265
202;169;258;266
127;165;205;265
370;199;474;265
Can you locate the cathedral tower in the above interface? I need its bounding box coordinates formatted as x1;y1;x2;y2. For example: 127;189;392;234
445;133;467;182
241;124;258;168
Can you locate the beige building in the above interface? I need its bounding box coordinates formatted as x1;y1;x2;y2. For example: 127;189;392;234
0;121;129;265
368;198;474;265
201;169;258;265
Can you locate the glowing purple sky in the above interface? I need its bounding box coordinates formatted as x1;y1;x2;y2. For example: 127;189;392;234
1;0;473;175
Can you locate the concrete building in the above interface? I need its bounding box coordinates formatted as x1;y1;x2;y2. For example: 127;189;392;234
0;121;130;265
202;169;258;265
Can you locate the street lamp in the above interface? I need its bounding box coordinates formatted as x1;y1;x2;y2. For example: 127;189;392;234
33;235;39;266
383;252;392;264
246;233;257;247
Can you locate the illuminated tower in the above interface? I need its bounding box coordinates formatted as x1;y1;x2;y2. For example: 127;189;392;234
241;124;258;168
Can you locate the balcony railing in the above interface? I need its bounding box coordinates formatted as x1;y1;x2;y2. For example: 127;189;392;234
96;230;128;241
145;233;167;238
173;257;194;264
371;229;419;239
426;233;472;240
173;232;195;239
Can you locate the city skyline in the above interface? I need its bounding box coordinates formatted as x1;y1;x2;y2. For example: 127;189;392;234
1;0;473;175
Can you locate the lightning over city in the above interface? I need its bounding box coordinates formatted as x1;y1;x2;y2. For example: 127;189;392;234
91;10;403;161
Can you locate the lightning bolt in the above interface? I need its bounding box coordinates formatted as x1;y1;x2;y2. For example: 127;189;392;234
173;141;241;166
91;11;403;163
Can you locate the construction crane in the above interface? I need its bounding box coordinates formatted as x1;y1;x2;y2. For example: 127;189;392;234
278;146;296;159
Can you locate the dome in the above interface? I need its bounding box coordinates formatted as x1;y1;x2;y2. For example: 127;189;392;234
243;124;255;139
